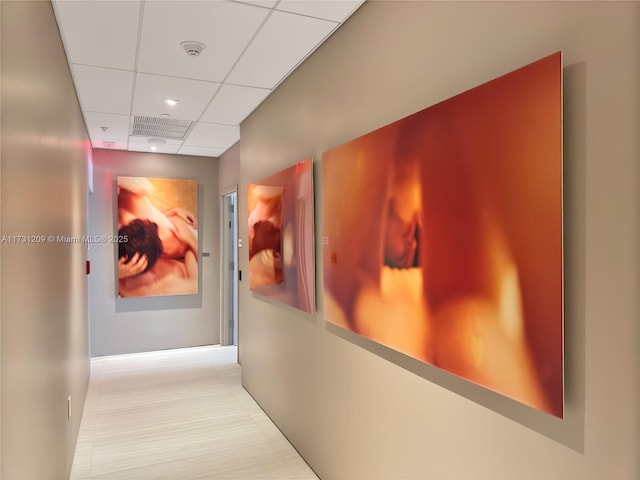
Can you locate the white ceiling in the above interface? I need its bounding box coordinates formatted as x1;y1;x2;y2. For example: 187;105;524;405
52;0;364;157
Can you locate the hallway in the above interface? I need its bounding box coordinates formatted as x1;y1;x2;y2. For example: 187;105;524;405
71;346;318;479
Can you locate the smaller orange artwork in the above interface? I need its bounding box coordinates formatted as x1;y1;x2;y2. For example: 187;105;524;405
117;176;198;297
247;159;316;314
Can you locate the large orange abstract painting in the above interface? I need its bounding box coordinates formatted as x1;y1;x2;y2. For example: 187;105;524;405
248;159;316;314
117;176;198;297
322;53;563;416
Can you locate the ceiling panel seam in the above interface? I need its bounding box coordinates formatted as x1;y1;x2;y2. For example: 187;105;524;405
127;0;147;152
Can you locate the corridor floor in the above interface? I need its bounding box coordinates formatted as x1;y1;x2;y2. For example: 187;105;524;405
71;345;318;479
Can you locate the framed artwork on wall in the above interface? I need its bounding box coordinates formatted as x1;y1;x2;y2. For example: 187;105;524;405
322;52;563;417
248;159;316;314
117;176;198;297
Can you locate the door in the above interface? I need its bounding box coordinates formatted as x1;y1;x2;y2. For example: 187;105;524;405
221;190;239;348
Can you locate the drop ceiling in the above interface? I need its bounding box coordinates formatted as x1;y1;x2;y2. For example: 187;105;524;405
52;0;365;157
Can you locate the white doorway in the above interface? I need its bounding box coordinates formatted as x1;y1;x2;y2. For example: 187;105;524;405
221;189;239;350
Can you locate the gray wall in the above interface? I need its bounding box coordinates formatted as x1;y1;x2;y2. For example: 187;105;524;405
239;2;639;478
89;149;220;357
1;1;90;478
219;142;240;193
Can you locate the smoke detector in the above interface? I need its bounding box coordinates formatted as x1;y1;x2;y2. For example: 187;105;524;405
147;138;167;145
180;41;206;57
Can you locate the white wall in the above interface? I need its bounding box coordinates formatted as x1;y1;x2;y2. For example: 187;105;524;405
89;149;221;357
239;2;639;478
1;1;90;477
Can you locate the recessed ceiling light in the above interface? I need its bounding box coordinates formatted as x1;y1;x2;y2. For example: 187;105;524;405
164;99;179;106
150;146;158;151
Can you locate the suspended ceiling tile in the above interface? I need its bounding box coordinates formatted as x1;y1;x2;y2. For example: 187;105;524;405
234;0;279;8
72;65;134;115
127;136;184;146
52;0;141;70
137;1;269;82
83;112;130;142
132;74;220;121
183;123;240;149
178;145;226;158
200;84;271;125
128;142;181;155
276;0;364;22
226;10;337;89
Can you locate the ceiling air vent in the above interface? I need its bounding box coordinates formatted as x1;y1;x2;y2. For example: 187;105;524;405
132;115;193;140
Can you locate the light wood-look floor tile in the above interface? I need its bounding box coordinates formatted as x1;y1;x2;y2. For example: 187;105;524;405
70;346;318;480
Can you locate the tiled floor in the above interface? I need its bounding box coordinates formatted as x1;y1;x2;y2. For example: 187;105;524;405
71;345;318;480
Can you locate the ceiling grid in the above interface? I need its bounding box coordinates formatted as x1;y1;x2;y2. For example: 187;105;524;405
52;0;365;157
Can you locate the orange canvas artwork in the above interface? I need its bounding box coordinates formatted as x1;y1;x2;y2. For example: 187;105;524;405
322;53;563;417
248;159;316;314
117;176;198;297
